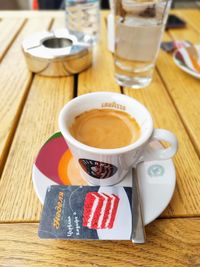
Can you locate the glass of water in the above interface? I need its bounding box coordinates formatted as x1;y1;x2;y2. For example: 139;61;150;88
65;0;100;44
114;0;172;89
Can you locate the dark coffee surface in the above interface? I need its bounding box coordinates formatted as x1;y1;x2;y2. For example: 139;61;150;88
69;109;141;149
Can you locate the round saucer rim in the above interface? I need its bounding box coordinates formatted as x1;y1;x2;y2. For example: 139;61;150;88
32;133;176;226
140;159;176;225
32;165;47;204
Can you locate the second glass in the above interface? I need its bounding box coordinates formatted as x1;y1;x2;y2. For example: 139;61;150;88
65;0;100;44
114;0;172;89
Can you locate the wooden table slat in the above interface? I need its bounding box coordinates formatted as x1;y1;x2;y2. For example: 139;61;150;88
124;71;200;217
0;219;199;267
0;17;74;222
171;9;200;36
0;17;52;175
0;11;64;18
78;13;120;94
0;10;199;265
0;18;25;62
156;11;200;156
0;11;200;221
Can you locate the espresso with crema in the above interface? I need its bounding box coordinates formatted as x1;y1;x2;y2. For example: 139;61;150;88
69;109;141;149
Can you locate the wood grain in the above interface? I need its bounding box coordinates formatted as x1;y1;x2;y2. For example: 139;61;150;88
124;72;200;217
169;10;200;43
174;10;200;34
78;13;120;94
0;17;73;222
0;219;199;267
0;18;25;62
0;11;200;221
51;14;65;30
0;11;63;18
0;10;199;266
156;11;200;156
0;17;52;175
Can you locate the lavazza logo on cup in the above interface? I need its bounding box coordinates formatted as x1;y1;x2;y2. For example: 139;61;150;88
59;92;178;186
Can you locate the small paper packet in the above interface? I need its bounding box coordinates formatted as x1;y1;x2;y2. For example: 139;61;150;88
39;185;132;240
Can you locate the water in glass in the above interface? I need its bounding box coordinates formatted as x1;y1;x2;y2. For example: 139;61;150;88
114;0;171;88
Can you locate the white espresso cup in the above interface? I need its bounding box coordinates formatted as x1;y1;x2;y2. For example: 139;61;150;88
59;92;178;186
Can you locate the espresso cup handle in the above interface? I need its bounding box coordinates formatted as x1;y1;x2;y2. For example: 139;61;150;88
140;129;178;162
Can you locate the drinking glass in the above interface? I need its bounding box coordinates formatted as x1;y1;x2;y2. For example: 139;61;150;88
65;0;100;43
114;0;172;88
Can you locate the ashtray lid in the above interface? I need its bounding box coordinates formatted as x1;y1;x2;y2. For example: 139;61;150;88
22;29;93;76
22;29;92;61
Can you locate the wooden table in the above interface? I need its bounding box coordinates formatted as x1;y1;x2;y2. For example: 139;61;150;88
0;10;200;267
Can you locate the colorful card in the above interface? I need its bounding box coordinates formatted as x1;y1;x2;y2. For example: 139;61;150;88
39;185;132;240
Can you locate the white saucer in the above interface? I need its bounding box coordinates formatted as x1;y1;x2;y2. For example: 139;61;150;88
32;132;176;225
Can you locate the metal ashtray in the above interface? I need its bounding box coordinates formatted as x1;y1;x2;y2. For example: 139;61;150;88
22;29;92;77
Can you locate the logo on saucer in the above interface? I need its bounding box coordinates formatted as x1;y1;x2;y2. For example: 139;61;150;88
78;159;118;179
148;164;164;177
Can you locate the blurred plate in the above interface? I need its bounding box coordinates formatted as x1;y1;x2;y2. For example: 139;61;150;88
173;45;200;79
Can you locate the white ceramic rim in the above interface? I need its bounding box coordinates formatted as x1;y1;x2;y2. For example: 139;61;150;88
59;92;153;155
